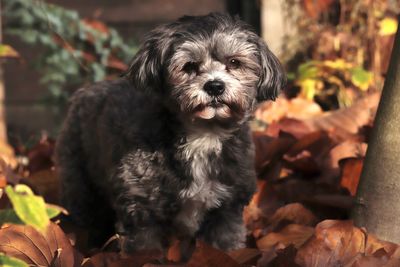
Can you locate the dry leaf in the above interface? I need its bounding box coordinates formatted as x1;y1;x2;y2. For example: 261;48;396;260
83;250;163;267
305;92;380;141
0;223;83;267
295;220;366;267
228;248;261;266
339;158;364;196
257;224;314;251
269;203;318;230
186;241;240;267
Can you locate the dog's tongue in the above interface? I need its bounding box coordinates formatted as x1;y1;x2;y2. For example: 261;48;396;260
195;106;216;119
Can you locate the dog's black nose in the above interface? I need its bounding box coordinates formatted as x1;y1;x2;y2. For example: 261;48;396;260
203;80;225;96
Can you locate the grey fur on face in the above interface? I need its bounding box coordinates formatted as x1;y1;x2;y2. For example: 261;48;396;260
56;13;286;254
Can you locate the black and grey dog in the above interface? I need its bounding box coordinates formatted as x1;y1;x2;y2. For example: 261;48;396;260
56;13;285;252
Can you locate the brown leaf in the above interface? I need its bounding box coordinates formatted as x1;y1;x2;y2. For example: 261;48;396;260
0;223;83;267
339;158;364;196
295;220;366;267
305;92;380;141
327;141;367;173
27;169;60;205
265;119;314;139
255;97;322;124
302;0;335;18
186;241;240;267
365;234;400;258
286;131;333;158
26;137;55;174
253;132;296;173
228;248;261;266
258;244;301;267
257;224;314;251
83;250;163;267
269;203;318;230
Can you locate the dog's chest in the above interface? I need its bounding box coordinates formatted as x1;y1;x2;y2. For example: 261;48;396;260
175;134;231;233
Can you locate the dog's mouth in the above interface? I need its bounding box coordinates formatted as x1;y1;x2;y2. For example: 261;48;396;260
192;100;243;120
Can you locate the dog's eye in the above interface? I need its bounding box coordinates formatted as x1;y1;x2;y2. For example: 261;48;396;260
182;62;199;74
227;58;241;69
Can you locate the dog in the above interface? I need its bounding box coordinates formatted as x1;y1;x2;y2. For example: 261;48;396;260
56;13;285;253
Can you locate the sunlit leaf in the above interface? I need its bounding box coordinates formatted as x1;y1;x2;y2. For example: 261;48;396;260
298;61;319;80
5;185;49;231
299;79;319;100
0;253;28;267
379;17;398;36
350;67;372;91
0;44;19;58
322;59;352;70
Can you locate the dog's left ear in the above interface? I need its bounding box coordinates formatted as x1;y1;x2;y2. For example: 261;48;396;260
256;39;286;102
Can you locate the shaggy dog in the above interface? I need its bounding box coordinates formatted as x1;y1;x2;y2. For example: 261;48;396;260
56;13;285;252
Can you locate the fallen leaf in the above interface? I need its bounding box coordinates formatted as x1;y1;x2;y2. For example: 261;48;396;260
27;169;60;205
257;224;314;251
295;220;366;267
186;241;240;267
305;92;380;141
258;244;301;267
83;250;163;267
0;223;83;267
339;158;364;196
228;248;261;266
26;137;55;174
268;203;318;230
255;97;323;124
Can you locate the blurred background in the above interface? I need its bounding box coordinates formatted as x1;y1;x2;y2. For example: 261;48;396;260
0;0;399;150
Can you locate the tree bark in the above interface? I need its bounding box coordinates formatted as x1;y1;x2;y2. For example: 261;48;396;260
351;19;400;243
0;1;7;143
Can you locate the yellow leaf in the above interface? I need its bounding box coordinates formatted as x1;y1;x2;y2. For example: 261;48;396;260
323;59;352;70
379;17;398;36
0;44;19;58
299;79;318;100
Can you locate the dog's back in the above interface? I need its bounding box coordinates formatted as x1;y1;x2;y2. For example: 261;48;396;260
56;78;173;243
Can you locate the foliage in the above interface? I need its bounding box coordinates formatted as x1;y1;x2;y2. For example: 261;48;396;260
283;0;399;109
3;0;137;103
291;59;373;107
0;184;61;231
0;44;19;58
0;253;28;267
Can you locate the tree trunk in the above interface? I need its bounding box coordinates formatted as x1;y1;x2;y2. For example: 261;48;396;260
351;20;400;243
0;1;7;143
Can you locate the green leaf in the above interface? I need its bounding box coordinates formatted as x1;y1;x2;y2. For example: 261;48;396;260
298;61;319;80
0;209;24;226
0;253;28;267
5;185;50;231
0;204;62;227
45;204;63;219
350;67;372;91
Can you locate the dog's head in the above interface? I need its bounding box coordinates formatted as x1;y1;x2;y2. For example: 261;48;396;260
126;13;286;127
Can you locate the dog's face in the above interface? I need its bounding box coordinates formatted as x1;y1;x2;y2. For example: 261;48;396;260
127;13;286;127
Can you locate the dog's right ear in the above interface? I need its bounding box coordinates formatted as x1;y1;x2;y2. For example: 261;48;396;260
125;25;176;92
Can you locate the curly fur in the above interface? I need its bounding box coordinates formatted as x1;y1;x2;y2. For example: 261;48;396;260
56;13;285;252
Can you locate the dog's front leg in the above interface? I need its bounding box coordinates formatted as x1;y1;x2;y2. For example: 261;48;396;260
111;150;180;252
199;204;247;251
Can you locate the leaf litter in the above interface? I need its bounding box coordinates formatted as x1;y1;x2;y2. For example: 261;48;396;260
1;90;400;266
